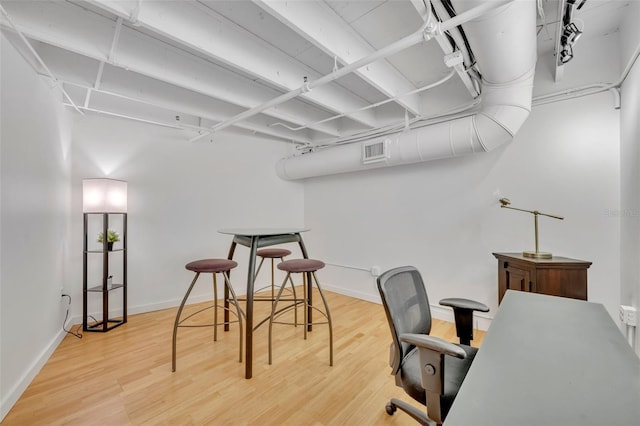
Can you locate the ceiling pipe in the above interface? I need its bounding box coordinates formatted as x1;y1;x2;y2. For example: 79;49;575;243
276;0;535;180
204;0;512;137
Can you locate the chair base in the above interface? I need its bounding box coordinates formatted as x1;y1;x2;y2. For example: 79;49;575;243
386;398;438;426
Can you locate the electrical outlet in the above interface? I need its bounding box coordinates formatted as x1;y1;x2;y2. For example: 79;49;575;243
620;305;637;326
370;266;381;277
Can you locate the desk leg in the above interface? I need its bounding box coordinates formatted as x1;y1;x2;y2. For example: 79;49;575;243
245;236;258;379
225;242;237;332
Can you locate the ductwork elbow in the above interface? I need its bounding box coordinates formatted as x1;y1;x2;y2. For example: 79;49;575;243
473;67;535;151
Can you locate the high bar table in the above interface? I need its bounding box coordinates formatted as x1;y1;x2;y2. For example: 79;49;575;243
218;227;310;379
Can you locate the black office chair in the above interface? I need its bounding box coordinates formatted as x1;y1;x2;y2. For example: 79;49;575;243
377;266;489;425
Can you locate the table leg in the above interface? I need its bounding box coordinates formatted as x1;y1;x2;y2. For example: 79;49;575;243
245;236;258;379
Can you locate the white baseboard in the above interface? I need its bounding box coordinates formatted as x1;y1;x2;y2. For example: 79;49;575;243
321;284;493;331
0;324;69;422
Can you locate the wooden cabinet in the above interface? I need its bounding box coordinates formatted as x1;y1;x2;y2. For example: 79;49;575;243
493;253;591;304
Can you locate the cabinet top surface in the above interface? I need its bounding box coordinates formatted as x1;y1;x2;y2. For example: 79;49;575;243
492;252;592;266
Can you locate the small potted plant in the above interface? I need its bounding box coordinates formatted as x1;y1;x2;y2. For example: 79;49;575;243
98;230;120;251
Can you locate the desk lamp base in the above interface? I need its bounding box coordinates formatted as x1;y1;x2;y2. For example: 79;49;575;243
523;251;552;259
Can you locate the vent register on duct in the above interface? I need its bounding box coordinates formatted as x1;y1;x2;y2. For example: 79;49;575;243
362;139;390;164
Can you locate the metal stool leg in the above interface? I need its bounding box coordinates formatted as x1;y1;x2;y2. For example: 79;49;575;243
212;273;218;342
222;271;244;362
312;271;333;366
172;272;200;372
303;273;308;340
268;271;293;365
286;267;299;326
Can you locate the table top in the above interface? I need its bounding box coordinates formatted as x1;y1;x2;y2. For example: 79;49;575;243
218;227;309;236
444;291;640;426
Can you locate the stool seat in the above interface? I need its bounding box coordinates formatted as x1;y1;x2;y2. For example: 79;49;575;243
186;259;237;273
278;259;325;273
257;248;292;258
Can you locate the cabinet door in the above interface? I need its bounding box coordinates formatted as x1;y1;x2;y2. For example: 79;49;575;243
535;268;588;300
499;264;531;302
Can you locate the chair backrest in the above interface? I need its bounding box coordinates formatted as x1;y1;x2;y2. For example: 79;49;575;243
377;266;432;374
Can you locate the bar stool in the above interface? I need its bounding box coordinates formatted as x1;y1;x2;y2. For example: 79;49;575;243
172;258;244;372
268;258;333;366
254;248;293;300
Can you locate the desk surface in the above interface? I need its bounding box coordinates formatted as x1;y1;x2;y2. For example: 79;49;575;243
218;227;309;236
444;291;640;426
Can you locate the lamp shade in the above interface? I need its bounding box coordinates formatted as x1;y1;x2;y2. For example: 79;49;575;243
82;178;127;213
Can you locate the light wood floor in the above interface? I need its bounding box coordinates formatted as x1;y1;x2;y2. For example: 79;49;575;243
3;289;485;425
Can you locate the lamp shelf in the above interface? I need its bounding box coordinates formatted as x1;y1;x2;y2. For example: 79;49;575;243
85;248;124;253
85;318;125;331
87;283;124;292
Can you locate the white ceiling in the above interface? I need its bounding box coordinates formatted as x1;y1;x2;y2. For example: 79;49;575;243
0;0;633;147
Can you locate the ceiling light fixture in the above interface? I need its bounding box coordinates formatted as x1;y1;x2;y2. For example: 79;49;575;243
558;0;586;65
562;22;583;45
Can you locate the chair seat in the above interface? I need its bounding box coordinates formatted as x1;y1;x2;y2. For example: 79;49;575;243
185;259;237;273
278;259;325;273
257;248;292;258
400;344;477;413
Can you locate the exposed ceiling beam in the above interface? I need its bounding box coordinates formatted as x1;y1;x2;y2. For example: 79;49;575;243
85;16;122;109
60;79;313;144
0;1;344;138
0;3;83;114
254;0;422;116
87;0;380;129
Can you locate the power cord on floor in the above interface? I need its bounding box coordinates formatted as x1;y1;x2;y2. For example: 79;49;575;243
61;294;82;339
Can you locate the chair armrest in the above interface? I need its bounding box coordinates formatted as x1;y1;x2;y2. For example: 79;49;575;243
439;298;489;345
439;297;489;312
399;333;466;359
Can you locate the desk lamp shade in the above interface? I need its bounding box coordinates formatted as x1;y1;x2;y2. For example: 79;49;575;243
83;178;127;213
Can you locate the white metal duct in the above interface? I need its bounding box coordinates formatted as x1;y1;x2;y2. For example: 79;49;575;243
275;0;536;180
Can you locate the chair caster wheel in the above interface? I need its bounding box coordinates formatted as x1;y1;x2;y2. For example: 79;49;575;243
385;402;397;416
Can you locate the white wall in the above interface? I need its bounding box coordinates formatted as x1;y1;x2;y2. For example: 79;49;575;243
620;0;640;355
0;34;72;420
304;90;620;327
69;115;304;319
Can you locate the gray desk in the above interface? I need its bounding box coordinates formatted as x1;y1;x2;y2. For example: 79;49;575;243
444;291;640;426
218;228;309;379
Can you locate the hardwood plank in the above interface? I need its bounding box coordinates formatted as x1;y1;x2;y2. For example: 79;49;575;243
2;290;484;425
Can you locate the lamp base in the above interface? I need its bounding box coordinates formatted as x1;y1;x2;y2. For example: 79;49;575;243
523;251;552;259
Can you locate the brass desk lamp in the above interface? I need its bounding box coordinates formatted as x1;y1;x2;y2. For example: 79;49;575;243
499;198;564;259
